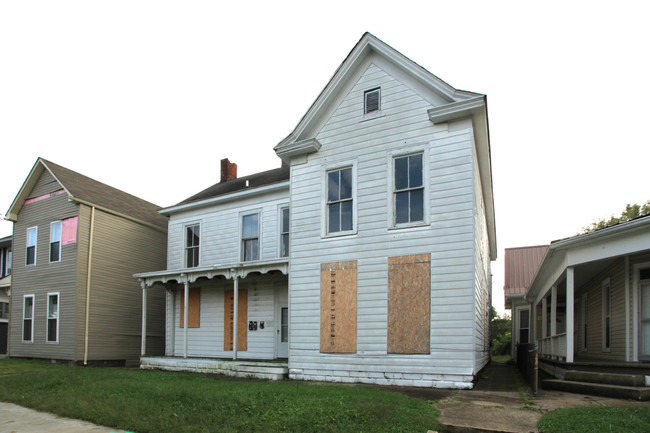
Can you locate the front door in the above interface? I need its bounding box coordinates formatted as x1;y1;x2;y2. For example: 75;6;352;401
276;289;288;358
640;280;650;360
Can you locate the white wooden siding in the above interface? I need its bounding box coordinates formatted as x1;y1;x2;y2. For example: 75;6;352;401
166;189;289;270
288;58;482;388
166;273;286;359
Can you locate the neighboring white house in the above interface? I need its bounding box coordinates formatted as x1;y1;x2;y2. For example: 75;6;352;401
136;32;496;389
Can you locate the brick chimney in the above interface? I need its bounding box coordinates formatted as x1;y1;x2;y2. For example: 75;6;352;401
220;158;237;182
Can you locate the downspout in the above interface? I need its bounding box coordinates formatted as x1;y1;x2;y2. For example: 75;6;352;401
83;205;96;365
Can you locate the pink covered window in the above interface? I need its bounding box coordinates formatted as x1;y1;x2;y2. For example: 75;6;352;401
62;217;78;245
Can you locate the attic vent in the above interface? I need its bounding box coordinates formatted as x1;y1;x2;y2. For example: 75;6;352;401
364;88;380;114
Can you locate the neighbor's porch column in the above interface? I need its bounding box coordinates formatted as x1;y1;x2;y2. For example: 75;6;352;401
141;282;147;357
550;285;557;337
233;274;239;361
183;277;189;359
566;267;575;363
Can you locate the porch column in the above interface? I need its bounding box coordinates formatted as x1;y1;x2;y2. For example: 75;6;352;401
233;274;239;361
542;297;548;338
566;267;575;363
141;283;147;357
550;285;557;337
531;301;537;345
183;278;189;359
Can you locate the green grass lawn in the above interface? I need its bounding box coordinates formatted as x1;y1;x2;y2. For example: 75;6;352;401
538;406;650;433
0;359;439;433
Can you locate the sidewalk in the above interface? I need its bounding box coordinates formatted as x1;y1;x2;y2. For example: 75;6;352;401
0;402;130;433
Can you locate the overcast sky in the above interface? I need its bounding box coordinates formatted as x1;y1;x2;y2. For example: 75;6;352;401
1;1;648;315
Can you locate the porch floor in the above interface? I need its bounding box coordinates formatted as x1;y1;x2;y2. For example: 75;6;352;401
140;356;288;380
540;356;650;376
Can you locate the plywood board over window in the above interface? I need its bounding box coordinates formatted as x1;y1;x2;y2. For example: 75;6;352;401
388;254;431;354
320;261;357;353
224;289;248;351
179;287;200;328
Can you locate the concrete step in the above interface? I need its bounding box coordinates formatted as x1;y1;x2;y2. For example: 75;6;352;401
564;370;647;387
543;379;650;401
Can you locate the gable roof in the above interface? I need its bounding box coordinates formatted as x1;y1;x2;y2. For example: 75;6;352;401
6;158;168;230
504;245;548;303
160;166;290;215
273;32;496;259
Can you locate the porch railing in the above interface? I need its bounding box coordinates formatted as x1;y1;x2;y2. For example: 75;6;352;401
539;333;566;360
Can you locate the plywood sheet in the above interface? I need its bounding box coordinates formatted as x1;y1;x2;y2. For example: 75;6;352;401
224;289;248;351
320;261;357;353
179;287;200;328
387;254;430;354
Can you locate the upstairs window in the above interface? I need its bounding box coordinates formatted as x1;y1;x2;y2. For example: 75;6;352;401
242;213;260;261
280;207;289;258
23;295;34;342
394;153;424;225
185;224;200;268
26;227;37;266
47;293;59;343
327;168;353;234
364;88;381;114
50;221;62;263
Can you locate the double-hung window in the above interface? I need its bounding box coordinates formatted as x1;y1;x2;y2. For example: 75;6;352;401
280;207;289;258
327;167;353;234
185;224;200;268
242;213;260;262
50;221;62;262
393;153;424;225
23;295;34;342
602;279;611;350
26;227;37;266
47;293;59;343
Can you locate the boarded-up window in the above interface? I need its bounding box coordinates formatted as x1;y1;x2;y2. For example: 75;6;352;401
62;217;78;245
179;287;200;328
387;254;430;354
224;289;247;351
320;261;357;353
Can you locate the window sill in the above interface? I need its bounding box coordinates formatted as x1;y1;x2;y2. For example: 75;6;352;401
321;230;358;240
388;222;430;231
361;111;384;122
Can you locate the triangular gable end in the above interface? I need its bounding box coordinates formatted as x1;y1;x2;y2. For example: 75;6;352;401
5;158;71;222
274;32;484;161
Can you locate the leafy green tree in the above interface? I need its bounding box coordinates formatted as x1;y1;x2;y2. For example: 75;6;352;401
490;307;511;356
581;200;650;233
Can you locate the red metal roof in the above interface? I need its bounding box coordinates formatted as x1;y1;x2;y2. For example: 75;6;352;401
504;245;548;296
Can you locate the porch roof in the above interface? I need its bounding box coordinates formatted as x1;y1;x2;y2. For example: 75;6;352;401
134;258;289;287
527;215;650;303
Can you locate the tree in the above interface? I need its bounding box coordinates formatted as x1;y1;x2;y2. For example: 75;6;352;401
581;200;650;234
490;307;511;356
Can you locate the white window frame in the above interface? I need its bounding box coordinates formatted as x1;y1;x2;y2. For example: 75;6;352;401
516;306;530;345
363;87;382;120
387;146;430;229
47;292;60;344
26;226;37;266
184;222;201;268
602;278;611;352
240;210;261;262
321;161;357;238
50;221;62;263
278;205;290;258
23;294;34;343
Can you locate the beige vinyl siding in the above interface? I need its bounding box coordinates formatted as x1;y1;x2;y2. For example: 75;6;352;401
9;176;79;360
81;206;166;363
581;257;626;361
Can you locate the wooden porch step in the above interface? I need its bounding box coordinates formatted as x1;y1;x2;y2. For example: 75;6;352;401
543;379;650;401
564;370;647;387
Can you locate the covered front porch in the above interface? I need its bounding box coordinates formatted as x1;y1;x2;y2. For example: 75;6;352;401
526;218;650;364
135;259;289;379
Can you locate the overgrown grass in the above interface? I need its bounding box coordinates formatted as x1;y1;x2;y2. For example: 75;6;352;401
490;355;511;363
538;406;650;433
0;359;439;433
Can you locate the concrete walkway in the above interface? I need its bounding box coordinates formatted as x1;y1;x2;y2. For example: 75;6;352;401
0;402;130;433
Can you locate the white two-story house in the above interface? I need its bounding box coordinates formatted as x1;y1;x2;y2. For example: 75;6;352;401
136;33;496;388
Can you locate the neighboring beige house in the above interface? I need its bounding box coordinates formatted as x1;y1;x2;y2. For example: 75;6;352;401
505;216;650;399
136;33;497;389
5;158;168;365
0;235;11;355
